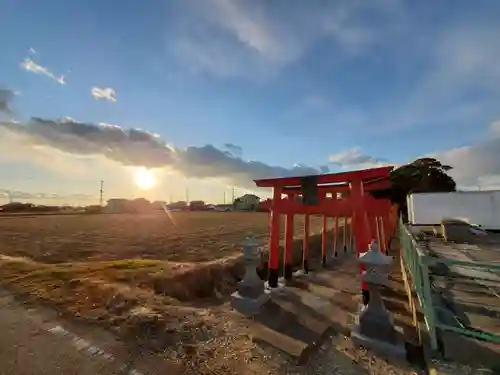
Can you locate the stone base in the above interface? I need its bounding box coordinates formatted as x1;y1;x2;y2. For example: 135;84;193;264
351;325;406;361
293;269;310;278
265;279;286;294
231;290;270;316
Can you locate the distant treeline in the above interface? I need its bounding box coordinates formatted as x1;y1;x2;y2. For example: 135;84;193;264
0;202;86;214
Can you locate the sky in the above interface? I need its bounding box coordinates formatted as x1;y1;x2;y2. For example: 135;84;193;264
1;0;500;205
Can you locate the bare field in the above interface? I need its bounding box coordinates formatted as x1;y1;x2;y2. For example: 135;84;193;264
0;212;328;374
0;211;323;263
0;211;325;307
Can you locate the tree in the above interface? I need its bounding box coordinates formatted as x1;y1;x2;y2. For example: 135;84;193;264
372;158;456;220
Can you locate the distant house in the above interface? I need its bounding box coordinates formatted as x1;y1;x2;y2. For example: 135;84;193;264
189;200;206;210
215;204;232;212
258;198;272;212
105;198;152;213
151;201;166;210
106;198;129;213
233;194;261;211
167;201;188;211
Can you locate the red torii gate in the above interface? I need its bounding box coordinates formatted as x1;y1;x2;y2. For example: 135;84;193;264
254;166;395;292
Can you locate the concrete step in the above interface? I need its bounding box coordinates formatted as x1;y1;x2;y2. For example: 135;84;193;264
250;321;308;359
250;297;332;364
285;287;355;337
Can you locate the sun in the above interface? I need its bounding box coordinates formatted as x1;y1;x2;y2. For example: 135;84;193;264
134;168;156;190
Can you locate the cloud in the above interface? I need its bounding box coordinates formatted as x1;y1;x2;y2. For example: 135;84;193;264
0;189;95;201
431;126;500;189
376;22;500;133
20;58;65;85
0;118;320;188
0;89;15;114
490;120;500;135
91;87;117;102
329;147;388;169
319;165;330;174
167;0;403;77
223;143;242;157
328;120;500;191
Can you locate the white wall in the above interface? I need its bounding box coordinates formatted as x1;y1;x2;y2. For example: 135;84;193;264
407;191;500;230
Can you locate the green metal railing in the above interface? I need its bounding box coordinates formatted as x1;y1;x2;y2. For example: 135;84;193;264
399;218;500;351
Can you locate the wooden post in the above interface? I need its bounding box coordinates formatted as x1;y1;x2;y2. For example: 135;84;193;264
351;179;369;292
375;216;382;252
333;216;339;257
268;187;282;288
284;211;294;281
350;214;355;252
343;216;347;252
321;215;327;267
379;216;388;255
303;214;310;273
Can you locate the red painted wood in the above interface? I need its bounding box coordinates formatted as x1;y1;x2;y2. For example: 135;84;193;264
285;213;294;266
333;216;339;255
281;179;390;196
268;187;282;270
259;166;396;291
321;215;327;263
254;166;393;188
303;213;310;268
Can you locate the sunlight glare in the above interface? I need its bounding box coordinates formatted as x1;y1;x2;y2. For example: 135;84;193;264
134;168;156;190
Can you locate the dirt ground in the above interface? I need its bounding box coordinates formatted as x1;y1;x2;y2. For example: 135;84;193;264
0;212;334;374
0;212;326;263
0;211;427;375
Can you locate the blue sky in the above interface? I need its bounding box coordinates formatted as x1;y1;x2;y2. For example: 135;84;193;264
1;0;500;204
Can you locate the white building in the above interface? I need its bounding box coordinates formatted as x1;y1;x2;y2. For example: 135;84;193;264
233;194;261;211
106;198;129;213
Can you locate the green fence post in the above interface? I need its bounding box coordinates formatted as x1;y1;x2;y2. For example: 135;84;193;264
421;261;438;351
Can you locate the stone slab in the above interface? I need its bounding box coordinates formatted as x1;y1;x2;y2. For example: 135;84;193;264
351;325;406;362
265;279;287;295
250;321;308;359
231;290;270;316
272;296;331;336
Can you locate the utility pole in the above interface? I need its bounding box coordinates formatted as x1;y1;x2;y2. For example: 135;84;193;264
99;180;104;206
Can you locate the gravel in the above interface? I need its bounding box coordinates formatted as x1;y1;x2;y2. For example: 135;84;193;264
431;360;496;375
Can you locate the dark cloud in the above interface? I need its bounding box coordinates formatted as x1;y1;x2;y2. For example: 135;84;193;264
0;118;175;168
224;143;243;157
0;118;321;188
0;190;95;201
0;89;15;114
319;165;330;173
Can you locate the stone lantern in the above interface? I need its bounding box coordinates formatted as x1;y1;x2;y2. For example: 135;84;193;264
351;240;406;359
231;235;270;315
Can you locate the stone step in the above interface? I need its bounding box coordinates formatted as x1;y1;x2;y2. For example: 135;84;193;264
250;298;331;364
250;321;308;360
272;296;331;337
286;286;357;337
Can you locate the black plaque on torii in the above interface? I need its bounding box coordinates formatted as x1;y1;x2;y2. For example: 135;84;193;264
300;176;319;205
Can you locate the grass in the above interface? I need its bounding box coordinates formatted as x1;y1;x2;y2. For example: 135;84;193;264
0;212;328;348
0;212;384;374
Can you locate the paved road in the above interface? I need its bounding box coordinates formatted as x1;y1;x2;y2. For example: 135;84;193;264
0;291;174;375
